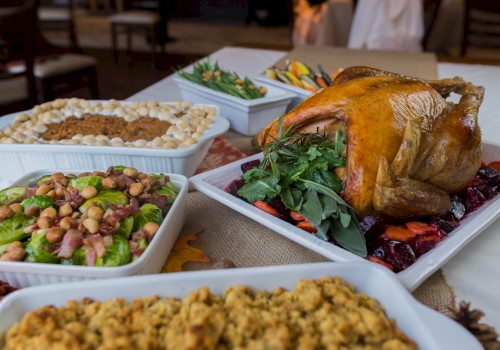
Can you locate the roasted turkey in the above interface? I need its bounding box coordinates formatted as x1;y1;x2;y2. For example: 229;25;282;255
259;66;484;218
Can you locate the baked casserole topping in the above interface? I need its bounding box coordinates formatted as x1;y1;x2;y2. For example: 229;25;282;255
3;276;418;350
0;98;217;149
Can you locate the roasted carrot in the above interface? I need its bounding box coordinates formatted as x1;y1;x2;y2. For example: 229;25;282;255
297;220;317;233
252;200;280;217
315;75;329;89
290;210;306;222
383;225;416;242
405;222;438;235
366;255;394;271
488;161;500;171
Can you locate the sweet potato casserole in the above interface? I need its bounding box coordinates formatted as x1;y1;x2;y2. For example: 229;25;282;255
3;276;417;350
0;99;217;149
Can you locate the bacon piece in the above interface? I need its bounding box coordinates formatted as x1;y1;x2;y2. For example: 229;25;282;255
57;229;83;258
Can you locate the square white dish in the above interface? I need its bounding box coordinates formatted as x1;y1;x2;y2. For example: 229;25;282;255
189;142;500;291
0;262;482;350
254;75;312;109
173;75;295;136
0;101;230;181
0;168;188;288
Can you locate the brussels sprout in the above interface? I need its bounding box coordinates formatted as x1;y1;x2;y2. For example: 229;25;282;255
155;181;179;204
68;176;103;191
66;235;131;266
133;203;163;231
36;175;51;185
21;195;55;210
0;212;34;245
112;165;125;173
117;216;134;239
0;186;27;205
96;235;131;266
24;229;60;264
79;190;129;213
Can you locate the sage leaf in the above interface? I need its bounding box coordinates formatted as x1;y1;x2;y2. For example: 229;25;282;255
319;195;338;220
313;220;330;241
281;187;303;211
332;219;367;257
339;206;352;228
299;190;322;225
299;179;349;207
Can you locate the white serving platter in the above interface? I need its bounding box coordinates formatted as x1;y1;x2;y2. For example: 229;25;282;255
173;75;295;136
254;75;312;109
0;262;481;350
0;101;230;181
0;169;188;288
189;142;500;291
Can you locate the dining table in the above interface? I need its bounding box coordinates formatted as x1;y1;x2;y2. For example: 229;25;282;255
0;45;498;342
127;46;500;333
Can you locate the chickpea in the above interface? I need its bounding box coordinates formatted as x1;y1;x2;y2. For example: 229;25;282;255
45;227;65;243
92;171;106;177
59;217;76;230
102;177;117;190
143;222;159;237
81;186;97;199
59;203;73;217
0;206;14;219
123;167;138;178
37;216;53;229
140;177;155;186
82;218;99;234
50;172;65;180
40;207;57;218
46;190;57;199
0;241;25;261
128;182;144;197
86;206;104;221
55;185;67;197
137;172;147;180
9;203;23;213
24;207;39;217
36;184;51;195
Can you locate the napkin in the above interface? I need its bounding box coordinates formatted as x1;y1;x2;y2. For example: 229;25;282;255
348;0;424;52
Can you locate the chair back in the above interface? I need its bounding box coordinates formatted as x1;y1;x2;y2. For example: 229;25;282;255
422;0;442;51
462;0;500;56
0;0;40;106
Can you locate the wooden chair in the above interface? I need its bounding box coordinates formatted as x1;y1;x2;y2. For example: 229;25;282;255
422;0;442;51
461;0;500;56
1;0;99;105
109;0;165;63
0;0;38;114
38;0;78;48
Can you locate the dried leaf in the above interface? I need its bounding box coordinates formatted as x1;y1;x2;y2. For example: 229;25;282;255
162;232;210;273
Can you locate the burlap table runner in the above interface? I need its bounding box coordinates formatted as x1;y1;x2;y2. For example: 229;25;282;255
174;190;456;316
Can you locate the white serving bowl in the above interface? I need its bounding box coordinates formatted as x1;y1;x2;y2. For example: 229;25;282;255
0;262;482;349
173;75;295;136
0;102;230;182
0;169;188;288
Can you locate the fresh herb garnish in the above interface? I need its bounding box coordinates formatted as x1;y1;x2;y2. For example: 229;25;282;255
177;59;267;100
238;120;367;257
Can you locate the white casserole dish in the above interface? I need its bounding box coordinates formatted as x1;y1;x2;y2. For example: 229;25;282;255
0;102;230;181
254;75;312;109
0;169;188;288
0;262;482;350
173;75;295;136
189;142;500;291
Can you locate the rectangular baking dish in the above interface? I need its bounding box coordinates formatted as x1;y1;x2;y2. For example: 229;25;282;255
0;262;482;350
0;169;188;288
189;142;500;291
0;102;230;182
